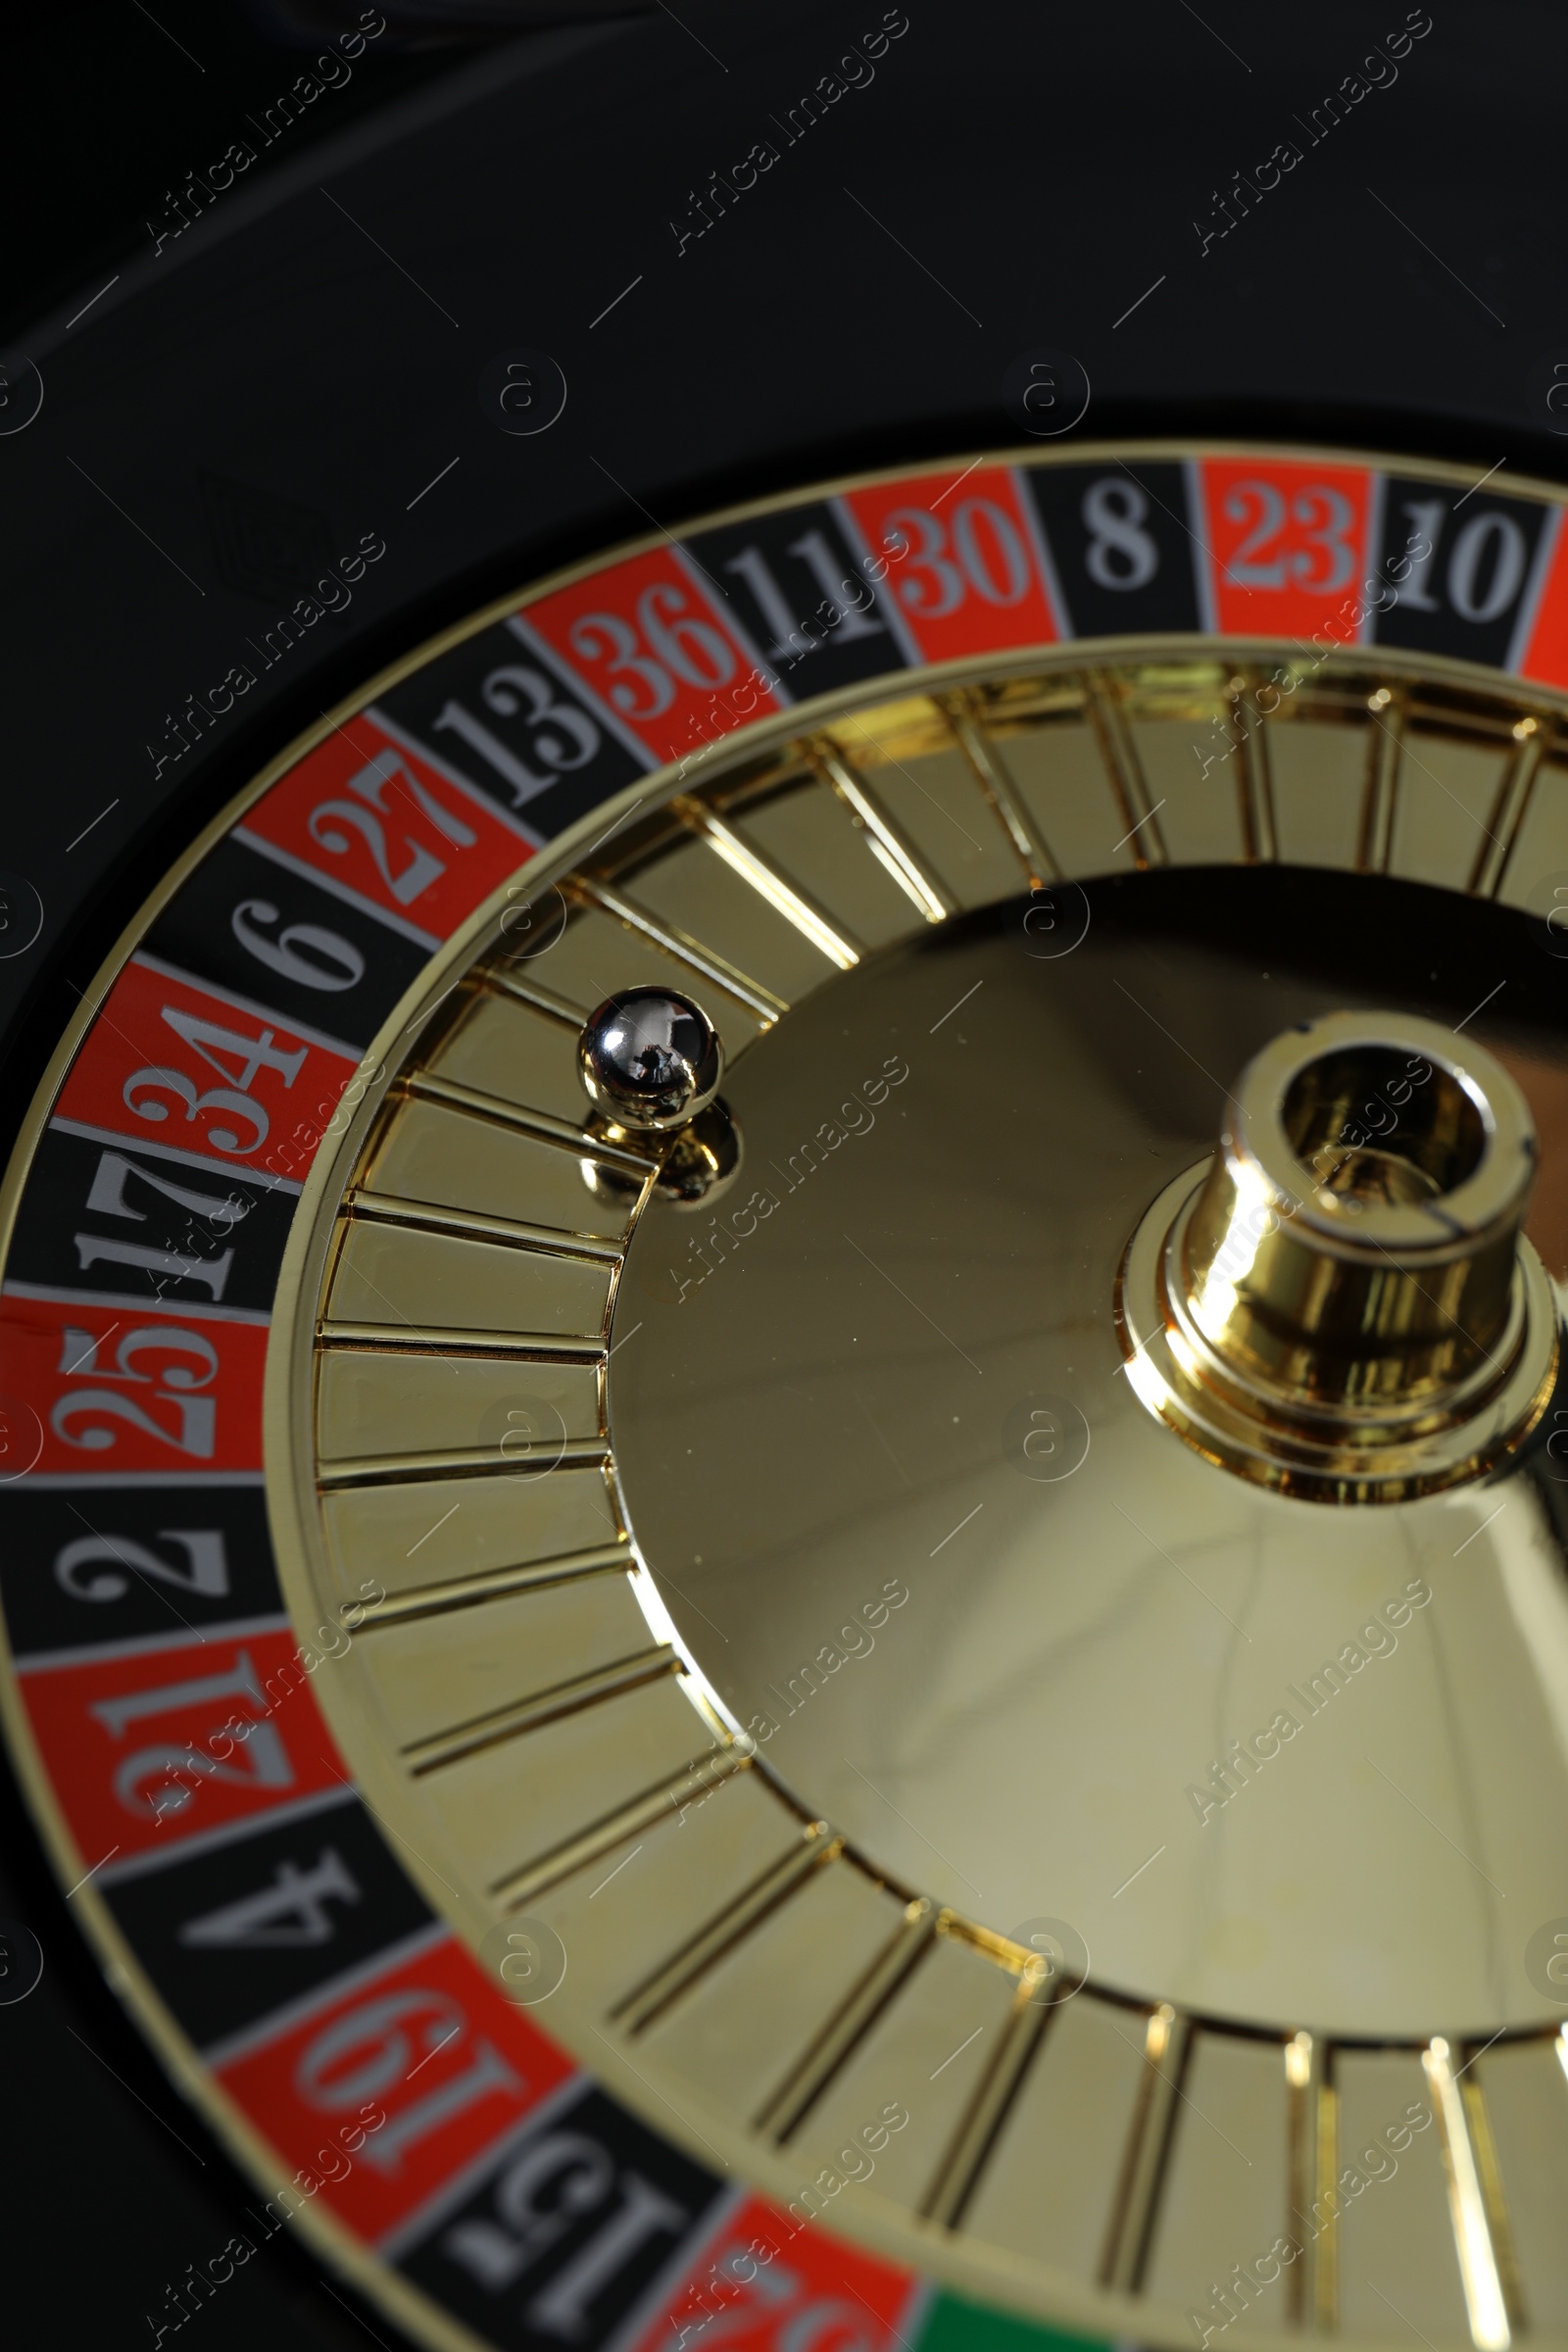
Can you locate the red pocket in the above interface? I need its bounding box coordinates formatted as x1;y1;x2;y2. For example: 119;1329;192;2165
244;714;529;941
839;466;1061;662
1515;509;1568;687
1197;457;1375;640
525;548;784;765
217;1935;576;2242
21;1628;345;1862
56;957;358;1183
0;1293;266;1478
625;2191;919;2352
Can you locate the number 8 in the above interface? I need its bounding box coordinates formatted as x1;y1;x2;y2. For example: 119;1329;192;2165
1082;478;1158;591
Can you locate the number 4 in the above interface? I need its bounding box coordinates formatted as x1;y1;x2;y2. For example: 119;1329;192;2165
178;1847;361;1948
160;1005;308;1095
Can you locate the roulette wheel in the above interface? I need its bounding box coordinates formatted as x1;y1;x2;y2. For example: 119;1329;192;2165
10;7;1568;2351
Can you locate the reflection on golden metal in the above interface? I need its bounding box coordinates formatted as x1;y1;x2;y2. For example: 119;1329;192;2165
404;1645;677;1776
1470;714;1551;899
571;876;788;1022
758;1896;937;2141
942;692;1061;888
348;1187;623;1262
1083;670;1168;866
921;1956;1056;2230
675;796;863;968
1424;2037;1515;2350
492;1745;753;1909
1100;2005;1192;2290
1117;1011;1559;1498
581;1103;740;1211
810;736;956;921
648;1098;742;1207
1357;684;1405;872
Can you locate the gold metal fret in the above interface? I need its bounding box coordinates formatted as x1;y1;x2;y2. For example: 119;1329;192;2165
318;1437;612;1490
1424;2036;1518;2350
484;963;592;1025
613;1822;843;2036
405;1068;659;1176
756;1897;937;2142
343;1543;632;1627
941;692;1061;888
811;736;956;921
1357;683;1406;871
492;1746;753;1909
570;875;788;1021
1285;2028;1337;2332
1470;715;1551;898
921;1959;1057;2230
348;1187;623;1263
1100;2005;1193;2292
1229;669;1280;861
674;795;863;968
404;1646;677;1776
1083;670;1169;866
317;1320;608;1359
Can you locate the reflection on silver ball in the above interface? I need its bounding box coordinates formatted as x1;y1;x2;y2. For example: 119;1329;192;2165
657;1099;741;1205
578;988;722;1132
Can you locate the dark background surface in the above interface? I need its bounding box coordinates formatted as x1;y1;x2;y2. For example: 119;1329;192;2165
2;1;1567;2342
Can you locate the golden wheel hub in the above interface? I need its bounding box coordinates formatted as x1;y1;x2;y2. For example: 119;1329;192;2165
1117;1010;1559;1498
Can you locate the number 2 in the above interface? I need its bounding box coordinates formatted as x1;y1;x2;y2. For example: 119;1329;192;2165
55;1528;229;1603
310;799;444;905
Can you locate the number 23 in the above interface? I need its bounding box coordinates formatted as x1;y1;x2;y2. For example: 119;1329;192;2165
1224;480;1356;594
